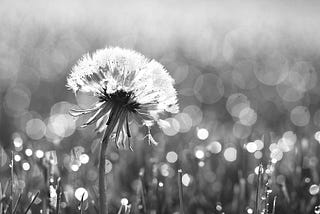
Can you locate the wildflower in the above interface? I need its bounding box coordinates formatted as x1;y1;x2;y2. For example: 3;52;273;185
67;47;179;149
67;47;179;214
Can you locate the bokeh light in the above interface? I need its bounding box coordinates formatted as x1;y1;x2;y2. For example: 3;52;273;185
121;198;129;206
0;1;320;213
270;148;283;163
232;60;258;90
309;184;320;195
290;106;310;126
206;141;222;154
47;114;76;138
254;151;263;159
26;118;46;140
198;161;205;167
14;154;21;162
4;86;31;116
13;133;23;148
174;113;193;133
166;151;178;163
254;140;264;150
197;128;209;140
247;207;254;214
223;147;237;162
278;131;297;152
22;162;30;171
254;51;289;86
74;187;88;201
233;122;252;139
193;73;224;104
182;173;192;187
71;164;80;172
35;150;44;159
315;131;320;143
226;93;250;118
79;154;90;164
162;118;180;136
246;142;258;153
183;105;203;126
195;148;205;160
239;107;257;126
160;163;174;177
25;148;33;157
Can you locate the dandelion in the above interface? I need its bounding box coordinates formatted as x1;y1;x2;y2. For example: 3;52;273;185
67;47;179;214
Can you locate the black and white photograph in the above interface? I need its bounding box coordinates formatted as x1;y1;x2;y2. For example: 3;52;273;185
0;0;320;213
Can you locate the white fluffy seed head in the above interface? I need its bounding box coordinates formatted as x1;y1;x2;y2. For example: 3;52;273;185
67;47;179;148
67;47;179;115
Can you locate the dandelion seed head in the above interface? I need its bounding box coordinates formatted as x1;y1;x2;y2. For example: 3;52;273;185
67;47;179;149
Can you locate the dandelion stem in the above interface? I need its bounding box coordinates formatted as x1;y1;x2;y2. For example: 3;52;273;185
177;169;184;214
99;106;122;214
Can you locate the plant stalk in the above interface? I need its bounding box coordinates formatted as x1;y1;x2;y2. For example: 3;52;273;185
271;196;277;214
12;194;21;214
56;178;62;214
177;169;184;214
99;106;122;214
254;164;263;214
80;193;85;214
24;192;39;214
139;170;147;214
11;152;14;214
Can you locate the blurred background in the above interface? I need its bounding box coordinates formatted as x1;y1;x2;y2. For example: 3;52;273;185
1;0;320;213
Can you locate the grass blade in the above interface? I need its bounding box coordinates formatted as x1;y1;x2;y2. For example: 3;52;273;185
117;205;123;214
12;194;21;214
177;169;184;214
79;193;85;214
139;169;147;214
24;192;39;214
10;152;14;214
56;178;62;214
254;163;263;214
0;181;2;214
272;196;277;214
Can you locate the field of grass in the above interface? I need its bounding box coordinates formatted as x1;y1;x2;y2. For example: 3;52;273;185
1;0;320;213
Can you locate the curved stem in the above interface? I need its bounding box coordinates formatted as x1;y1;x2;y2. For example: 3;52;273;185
99;106;122;214
177;169;184;214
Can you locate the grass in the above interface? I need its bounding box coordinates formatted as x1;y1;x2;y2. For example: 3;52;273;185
1;132;320;214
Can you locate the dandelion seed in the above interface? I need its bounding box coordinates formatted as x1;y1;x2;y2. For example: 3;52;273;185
67;47;179;213
67;47;178;149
